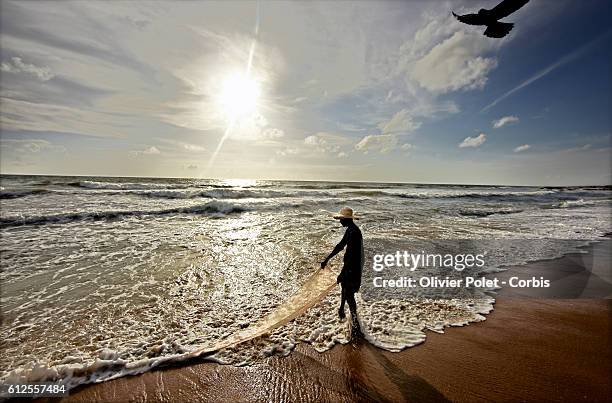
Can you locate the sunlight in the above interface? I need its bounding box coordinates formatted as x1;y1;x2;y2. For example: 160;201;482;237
218;73;260;121
206;3;262;173
221;178;257;187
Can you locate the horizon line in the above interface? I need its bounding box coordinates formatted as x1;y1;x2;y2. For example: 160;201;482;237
1;172;610;188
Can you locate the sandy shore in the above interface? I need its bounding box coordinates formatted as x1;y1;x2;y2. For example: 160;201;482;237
56;239;611;402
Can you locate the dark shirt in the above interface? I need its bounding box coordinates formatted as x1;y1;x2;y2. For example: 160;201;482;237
336;223;364;292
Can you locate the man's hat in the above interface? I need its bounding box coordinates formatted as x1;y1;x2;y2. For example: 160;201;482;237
333;207;359;220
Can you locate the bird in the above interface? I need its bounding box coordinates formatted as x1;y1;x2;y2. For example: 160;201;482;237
452;0;530;38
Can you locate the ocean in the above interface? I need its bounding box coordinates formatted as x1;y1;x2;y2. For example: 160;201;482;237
1;175;611;389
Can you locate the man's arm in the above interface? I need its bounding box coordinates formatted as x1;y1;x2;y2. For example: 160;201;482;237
320;231;348;269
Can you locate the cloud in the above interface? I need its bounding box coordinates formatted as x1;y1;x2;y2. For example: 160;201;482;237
513;144;530;153
157;138;206;153
0;98;125;138
355;134;398;154
143;146;160;154
304;132;351;154
181;143;206;152
276;147;300;157
492;115;519;129
410;31;498;94
261;127;284;140
459;133;487;148
563;144;592;153
1;57;54;81
336;122;367;132
411;100;460;117
224;114;285;142
130;146;160;156
0;138;65;153
0;2;154;75
378;109;422;134
401;143;414;151
304;134;325;146
2;66;114;110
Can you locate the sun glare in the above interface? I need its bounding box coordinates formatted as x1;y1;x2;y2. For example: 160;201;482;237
218;73;260;120
221;178;257;187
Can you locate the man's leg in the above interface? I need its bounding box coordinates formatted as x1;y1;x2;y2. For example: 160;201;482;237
345;291;361;336
338;285;346;319
346;292;357;317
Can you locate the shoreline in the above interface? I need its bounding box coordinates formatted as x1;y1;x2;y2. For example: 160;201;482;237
51;238;611;402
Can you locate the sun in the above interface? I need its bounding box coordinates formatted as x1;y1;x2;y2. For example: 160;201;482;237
218;73;260;121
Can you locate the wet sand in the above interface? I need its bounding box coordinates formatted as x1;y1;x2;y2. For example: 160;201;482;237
57;239;611;402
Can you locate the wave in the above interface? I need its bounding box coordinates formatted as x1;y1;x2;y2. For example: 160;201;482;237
0;189;50;199
458;209;524;218
290;183;392;190
396;190;559;200
136;188;289;200
6;180;610;206
0;201;246;228
71;180;192;190
72;180;264;191
1;347;206;394
343;190;390;197
558;199;586;208
133;189;565;201
552;199;611;208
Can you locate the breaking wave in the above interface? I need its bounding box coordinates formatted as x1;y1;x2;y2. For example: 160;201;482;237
135;189;289;199
72;180;191;190
395;190;558;200
0;201;247;228
0;189;50;199
458;208;525;218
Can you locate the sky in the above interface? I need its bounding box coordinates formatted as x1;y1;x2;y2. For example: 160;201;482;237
1;0;610;185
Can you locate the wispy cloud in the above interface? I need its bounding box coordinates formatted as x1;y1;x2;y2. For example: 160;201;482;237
157;138;207;153
378;109;422;134
355;134;398;154
513;144;530;153
481;31;611;112
492;115;519;129
130;146;161;157
410;31;498;94
562;144;592;153
459;133;486;148
0;98;124;138
1;57;54;81
0;138;65;153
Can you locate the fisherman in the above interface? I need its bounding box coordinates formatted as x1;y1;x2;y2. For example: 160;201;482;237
320;207;364;330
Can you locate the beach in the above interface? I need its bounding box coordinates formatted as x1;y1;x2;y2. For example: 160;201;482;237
53;238;611;403
2;176;611;399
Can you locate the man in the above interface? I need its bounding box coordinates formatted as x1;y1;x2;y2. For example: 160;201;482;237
320;207;364;326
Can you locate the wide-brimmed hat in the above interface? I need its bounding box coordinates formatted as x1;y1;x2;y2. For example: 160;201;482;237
333;207;359;220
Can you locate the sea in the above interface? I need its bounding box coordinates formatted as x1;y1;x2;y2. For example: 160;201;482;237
1;174;611;390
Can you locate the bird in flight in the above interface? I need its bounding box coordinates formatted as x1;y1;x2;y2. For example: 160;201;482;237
452;0;530;38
